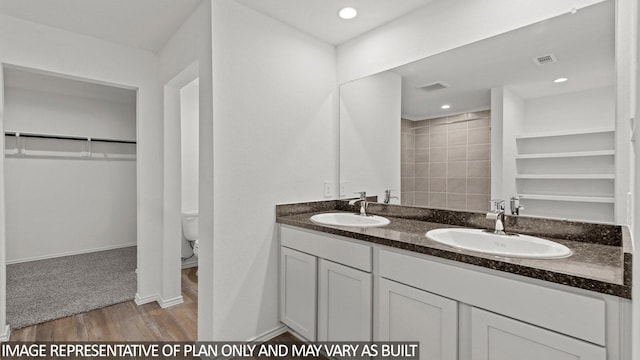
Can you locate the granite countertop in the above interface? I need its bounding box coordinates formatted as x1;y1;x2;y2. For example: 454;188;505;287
276;200;632;299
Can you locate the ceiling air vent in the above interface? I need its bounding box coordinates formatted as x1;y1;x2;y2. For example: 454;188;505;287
533;53;558;66
417;81;450;92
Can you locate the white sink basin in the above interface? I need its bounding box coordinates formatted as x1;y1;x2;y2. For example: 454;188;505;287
310;212;390;228
426;228;572;259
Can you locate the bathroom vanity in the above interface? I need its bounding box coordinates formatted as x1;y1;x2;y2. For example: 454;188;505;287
276;201;632;360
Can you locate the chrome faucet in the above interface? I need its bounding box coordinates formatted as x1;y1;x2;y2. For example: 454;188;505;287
384;189;398;204
486;199;506;235
348;191;369;216
510;196;524;216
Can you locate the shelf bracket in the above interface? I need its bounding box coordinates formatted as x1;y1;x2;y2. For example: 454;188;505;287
15;132;23;157
85;137;92;157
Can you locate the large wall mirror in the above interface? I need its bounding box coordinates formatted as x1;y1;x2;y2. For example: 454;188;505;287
339;0;616;223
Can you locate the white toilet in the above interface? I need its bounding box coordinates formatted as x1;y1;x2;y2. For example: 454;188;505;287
182;211;199;261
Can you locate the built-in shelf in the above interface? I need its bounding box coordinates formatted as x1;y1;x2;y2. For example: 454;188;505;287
515;128;615;140
513;127;615;223
518;194;615;203
516;174;615;180
516;150;615;159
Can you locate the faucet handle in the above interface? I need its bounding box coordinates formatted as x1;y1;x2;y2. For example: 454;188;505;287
510;196;524;215
384;189;399;204
490;199;505;212
354;191;367;199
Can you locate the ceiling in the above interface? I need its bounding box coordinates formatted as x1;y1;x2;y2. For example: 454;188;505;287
234;0;434;45
0;0;203;52
393;0;614;120
0;0;434;52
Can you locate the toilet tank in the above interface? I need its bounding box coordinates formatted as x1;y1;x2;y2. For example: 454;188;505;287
182;212;199;241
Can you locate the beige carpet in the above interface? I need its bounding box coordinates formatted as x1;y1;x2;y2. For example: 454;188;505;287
6;246;136;329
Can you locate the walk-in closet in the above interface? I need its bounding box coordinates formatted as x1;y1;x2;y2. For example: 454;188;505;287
2;65;137;329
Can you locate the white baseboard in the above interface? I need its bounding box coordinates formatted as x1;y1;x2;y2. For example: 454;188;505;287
7;243;136;265
159;295;184;308
135;293;159;305
181;258;198;269
194;326;289;360
247;324;289;342
0;325;11;342
135;293;184;309
285;328;309;342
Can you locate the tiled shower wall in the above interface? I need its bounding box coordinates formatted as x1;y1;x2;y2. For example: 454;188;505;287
401;111;491;212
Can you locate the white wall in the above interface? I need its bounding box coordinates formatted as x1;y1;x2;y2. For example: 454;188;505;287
4;88;135;140
339;71;401;201
523;87;615;133
181;78;199;213
491;87;525;202
337;0;605;83
0;64;8;339
159;1;213;310
632;0;640;358
0;12;164;329
490;88;504;199
5;147;136;263
180;78;199;266
208;0;336;341
499;88;525;201
617;0;636;227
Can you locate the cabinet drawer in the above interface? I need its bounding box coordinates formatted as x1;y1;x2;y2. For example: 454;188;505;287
280;225;372;272
379;249;606;346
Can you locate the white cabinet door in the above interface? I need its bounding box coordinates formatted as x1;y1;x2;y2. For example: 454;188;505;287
280;246;317;341
318;259;372;341
471;308;606;360
378;278;458;360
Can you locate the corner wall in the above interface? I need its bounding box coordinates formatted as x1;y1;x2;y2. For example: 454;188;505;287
158;1;213;311
207;0;336;340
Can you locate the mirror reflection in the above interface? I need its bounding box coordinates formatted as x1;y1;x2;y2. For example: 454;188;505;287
339;0;615;223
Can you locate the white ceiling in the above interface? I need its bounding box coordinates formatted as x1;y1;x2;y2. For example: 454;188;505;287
0;0;434;51
393;0;614;120
234;0;434;45
0;0;203;52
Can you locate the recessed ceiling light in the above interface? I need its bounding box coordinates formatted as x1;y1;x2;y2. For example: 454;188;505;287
441;104;451;109
554;77;568;83
338;7;358;20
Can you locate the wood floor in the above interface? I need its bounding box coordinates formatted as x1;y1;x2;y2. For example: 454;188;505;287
9;268;198;341
8;268;318;359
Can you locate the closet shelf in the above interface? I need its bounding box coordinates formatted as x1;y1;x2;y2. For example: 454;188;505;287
4;131;136;144
515;174;615;180
515;150;615;159
518;194;615;203
515;128;615;140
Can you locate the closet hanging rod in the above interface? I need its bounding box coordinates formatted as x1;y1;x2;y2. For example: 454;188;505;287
4;131;136;144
